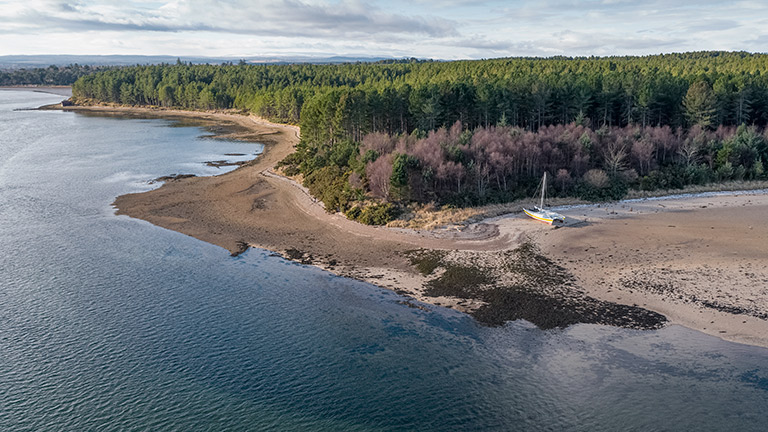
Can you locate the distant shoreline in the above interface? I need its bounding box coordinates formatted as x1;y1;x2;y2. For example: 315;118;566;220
43;101;768;347
0;85;72;97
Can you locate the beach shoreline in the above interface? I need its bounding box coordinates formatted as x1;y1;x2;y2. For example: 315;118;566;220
0;85;73;97
49;102;768;347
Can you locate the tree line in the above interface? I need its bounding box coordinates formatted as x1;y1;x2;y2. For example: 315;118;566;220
279;121;768;221
0;64;107;86
72;52;768;132
71;52;768;223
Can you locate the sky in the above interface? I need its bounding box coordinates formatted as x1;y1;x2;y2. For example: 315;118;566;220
0;0;766;59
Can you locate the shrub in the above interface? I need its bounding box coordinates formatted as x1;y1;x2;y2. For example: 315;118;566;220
304;166;354;212
577;171;628;201
583;169;609;189
357;203;401;225
345;206;362;220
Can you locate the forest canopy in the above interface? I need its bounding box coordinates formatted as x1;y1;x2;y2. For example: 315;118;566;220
0;64;107;86
71;52;768;224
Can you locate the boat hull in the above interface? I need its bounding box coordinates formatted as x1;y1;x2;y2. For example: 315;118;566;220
523;207;564;225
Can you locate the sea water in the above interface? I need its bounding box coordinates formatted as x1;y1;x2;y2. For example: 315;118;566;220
1;90;767;431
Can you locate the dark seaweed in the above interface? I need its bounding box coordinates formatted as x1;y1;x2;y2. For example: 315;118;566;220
413;243;667;331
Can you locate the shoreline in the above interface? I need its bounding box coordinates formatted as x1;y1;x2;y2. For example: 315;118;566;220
51;102;768;347
0;85;73;97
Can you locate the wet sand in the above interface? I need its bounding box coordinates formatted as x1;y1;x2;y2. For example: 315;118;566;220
530;194;768;346
54;103;768;347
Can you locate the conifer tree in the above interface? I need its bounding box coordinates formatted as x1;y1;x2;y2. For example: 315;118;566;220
684;81;717;129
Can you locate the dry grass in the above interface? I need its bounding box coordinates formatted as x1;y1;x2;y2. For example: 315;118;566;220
387;204;488;230
273;166;304;184
388;197;590;230
388;180;768;230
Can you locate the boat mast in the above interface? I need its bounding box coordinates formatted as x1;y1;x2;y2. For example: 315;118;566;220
540;172;546;208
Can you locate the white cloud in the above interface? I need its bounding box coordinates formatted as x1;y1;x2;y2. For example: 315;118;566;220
1;0;457;38
0;0;765;58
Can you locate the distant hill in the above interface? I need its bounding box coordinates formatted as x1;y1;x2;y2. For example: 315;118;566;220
0;54;401;69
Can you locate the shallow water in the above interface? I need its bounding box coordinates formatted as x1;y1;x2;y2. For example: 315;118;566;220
1;90;767;431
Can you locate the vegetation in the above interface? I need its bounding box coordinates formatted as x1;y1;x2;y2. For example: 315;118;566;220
0;64;105;86
71;52;768;224
291;121;768;211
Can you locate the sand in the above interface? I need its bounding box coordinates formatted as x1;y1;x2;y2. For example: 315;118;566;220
53;103;768;347
530;194;768;346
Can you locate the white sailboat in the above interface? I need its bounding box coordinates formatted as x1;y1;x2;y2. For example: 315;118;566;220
523;172;565;225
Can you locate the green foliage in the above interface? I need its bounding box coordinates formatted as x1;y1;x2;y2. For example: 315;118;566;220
345;203;400;225
361;149;379;164
328;139;359;168
72;53;768;211
276;153;301;176
390;153;419;186
303;166;354;213
716;161;735;181
716;126;767;178
684;81;717;128
577;174;629;201
755;158;766;179
640;166;691;190
684;164;715;185
344;206;362;220
386;153;419;201
359;203;400;225
0;64;105;86
73;52;768;134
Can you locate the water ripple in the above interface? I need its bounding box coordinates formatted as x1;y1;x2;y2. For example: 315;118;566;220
1;91;767;431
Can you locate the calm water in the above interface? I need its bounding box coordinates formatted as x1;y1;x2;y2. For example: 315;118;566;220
1;90;767;431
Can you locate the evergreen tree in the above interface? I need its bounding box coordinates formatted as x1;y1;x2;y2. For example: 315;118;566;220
684;81;717;129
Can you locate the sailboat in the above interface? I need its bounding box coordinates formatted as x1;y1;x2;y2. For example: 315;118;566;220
523;172;565;225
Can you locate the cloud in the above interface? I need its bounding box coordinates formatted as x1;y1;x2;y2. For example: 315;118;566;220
549;30;686;53
2;0;458;39
685;19;741;33
436;29;689;59
0;0;766;58
743;34;768;49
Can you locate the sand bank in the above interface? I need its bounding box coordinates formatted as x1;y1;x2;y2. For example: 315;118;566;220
53;103;768;347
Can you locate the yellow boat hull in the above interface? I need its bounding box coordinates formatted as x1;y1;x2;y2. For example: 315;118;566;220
523;208;564;225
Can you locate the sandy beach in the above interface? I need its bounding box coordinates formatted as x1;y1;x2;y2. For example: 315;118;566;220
52;103;768;347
